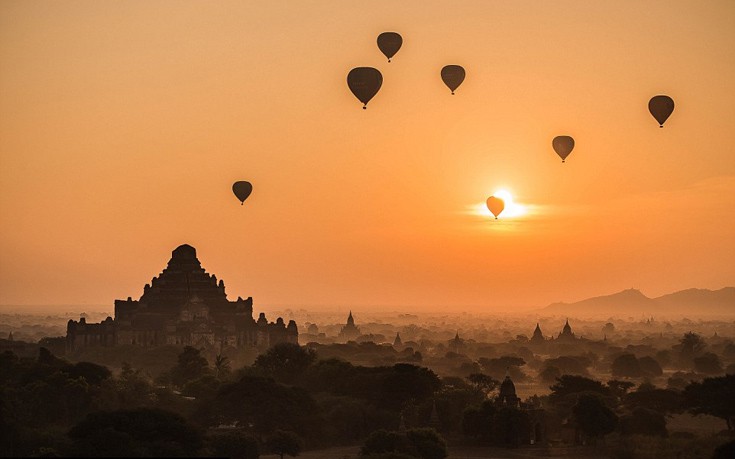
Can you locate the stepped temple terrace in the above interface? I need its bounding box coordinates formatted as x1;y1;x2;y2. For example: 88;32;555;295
66;244;297;351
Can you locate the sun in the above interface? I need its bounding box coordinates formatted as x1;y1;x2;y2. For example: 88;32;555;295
474;188;528;219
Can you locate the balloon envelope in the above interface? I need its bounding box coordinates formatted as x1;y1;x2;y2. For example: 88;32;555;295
347;67;383;109
232;181;253;205
486;196;505;219
649;95;675;127
377;32;402;62
441;65;465;94
552;136;575;162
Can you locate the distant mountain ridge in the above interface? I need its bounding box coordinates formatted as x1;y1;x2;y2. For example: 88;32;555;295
541;287;734;317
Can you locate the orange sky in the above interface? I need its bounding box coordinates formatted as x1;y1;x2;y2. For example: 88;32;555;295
1;1;733;312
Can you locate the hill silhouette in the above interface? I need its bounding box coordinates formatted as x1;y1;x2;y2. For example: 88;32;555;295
541;287;734;317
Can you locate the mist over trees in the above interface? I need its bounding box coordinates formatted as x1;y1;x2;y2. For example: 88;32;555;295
2;311;735;458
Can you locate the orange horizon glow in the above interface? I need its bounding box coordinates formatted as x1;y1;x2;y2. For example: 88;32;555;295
0;1;733;312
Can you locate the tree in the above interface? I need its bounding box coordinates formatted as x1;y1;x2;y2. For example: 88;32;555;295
379;364;441;409
68;408;203;457
693;352;723;374
619;407;667;437
478;356;527;381
713;439;735;459
201;376;321;436
214;354;232;380
638;356;663;377
491;407;530;448
543;356;591;376
549;375;610;400
62;362;111;385
253;343;316;383
466;373;498;398
683;374;735;430
611;354;643;378
170;346;209;387
405;428;447;459
361;429;446;459
266;430;302;459
361;430;408;456
679;332;705;362
572;394;617;444
208;431;259;459
625;387;683;415
607;380;635;400
461;401;496;442
539;366;561;385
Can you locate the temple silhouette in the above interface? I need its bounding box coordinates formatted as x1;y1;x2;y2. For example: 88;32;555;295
66;244;298;351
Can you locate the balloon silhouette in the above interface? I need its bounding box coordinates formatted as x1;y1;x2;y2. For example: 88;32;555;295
347;67;383;109
377;32;402;62
441;65;465;95
649;95;675;127
552;136;575;163
486;196;505;220
232;181;253;205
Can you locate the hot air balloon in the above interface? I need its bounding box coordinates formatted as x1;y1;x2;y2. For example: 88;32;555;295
649;95;675;127
552;136;575;163
232;181;253;205
377;32;402;62
486;196;505;220
347;67;383;109
441;65;465;95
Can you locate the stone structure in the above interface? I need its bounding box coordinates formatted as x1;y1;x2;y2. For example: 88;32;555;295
530;323;545;344
66;244;297;352
557;319;576;341
338;311;360;341
497;375;521;407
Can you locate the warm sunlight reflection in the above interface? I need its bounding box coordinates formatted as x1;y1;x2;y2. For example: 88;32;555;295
474;188;528;219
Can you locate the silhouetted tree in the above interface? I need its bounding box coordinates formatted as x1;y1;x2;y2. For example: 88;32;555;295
405;428;448;459
170;346;209;387
683;374;735;430
549;375;610;400
214;354;231;380
539;366;561;385
201;376;321;436
571;394;617;444
611;354;643;378
713;439;735;459
638;356;663;377
461;401;496;442
68;408;202;457
207;431;259;459
379;364;441;409
625;387;683;415
466;373;498;397
361;429;446;459
491;407;530;448
253;343;316;383
679;332;705;363
693;352;723;374
607;380;635;400
619;407;667;437
266;430;302;459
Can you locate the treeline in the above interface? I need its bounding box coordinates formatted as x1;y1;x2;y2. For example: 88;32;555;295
2;342;734;458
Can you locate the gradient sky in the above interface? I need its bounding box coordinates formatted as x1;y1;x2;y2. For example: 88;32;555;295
1;1;733;312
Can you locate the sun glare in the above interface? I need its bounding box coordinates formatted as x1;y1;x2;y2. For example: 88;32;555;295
473;188;528;220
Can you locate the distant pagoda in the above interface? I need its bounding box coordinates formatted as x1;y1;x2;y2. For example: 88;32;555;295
338;311;361;341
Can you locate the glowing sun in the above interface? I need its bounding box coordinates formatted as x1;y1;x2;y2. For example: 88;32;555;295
475;188;528;219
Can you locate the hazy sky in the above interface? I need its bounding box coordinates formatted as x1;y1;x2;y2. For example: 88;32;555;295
1;1;733;312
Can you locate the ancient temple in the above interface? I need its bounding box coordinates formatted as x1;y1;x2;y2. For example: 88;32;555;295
338;311;361;341
66;244;298;352
557;319;576;341
530;323;545;344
